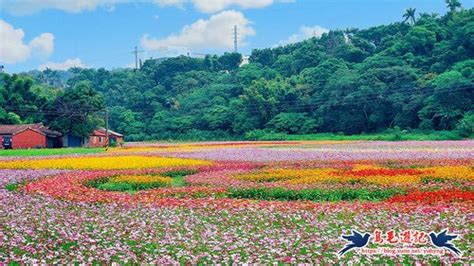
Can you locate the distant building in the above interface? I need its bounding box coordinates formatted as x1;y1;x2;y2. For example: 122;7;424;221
0;123;62;149
62;135;85;148
87;127;124;148
240;55;250;67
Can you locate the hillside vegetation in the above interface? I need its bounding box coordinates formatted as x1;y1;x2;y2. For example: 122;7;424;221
1;5;473;141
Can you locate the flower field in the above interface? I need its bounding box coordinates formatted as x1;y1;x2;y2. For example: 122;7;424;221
0;140;473;264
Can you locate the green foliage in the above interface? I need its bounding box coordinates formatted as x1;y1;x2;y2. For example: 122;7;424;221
446;0;462;13
403;8;417;25
96;182;137;192
5;182;24;191
244;129;288;141
456;111;474;137
251;130;463;141
227;187;404;202
0;148;103;157
162;169;198;178
217;52;242;71
2;7;473;141
46;81;104;137
162;169;197;187
0;73;47;124
419;70;473;130
266;112;319;134
93;177;170;192
87;170;197;191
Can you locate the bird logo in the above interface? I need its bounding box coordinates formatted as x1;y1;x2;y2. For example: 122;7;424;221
429;229;462;257
338;230;371;257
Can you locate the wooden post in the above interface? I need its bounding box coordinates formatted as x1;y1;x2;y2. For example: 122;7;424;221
105;108;109;151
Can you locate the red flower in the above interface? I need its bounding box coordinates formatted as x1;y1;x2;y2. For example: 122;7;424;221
386;190;474;204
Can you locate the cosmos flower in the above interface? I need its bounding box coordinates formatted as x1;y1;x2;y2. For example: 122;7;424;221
0;140;473;263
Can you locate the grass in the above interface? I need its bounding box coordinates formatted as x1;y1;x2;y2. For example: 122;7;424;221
86;169;198;192
162;169;198;187
5;182;25;191
227;187;405;202
0;148;104;157
252;130;464;141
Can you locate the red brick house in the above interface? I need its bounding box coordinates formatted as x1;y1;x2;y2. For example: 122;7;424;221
87;127;124;148
0;123;62;149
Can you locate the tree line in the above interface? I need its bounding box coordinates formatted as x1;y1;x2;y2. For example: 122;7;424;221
1;2;473;140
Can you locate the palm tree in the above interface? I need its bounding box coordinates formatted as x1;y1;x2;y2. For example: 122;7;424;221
403;8;416;25
446;0;462;12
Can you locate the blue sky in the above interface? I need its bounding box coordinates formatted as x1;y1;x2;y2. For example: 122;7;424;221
1;0;473;73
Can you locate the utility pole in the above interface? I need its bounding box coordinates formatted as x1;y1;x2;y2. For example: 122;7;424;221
131;46;144;70
105;108;109;151
233;25;238;52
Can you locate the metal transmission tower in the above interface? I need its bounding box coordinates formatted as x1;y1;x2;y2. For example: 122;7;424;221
131;46;144;70
233;25;238;52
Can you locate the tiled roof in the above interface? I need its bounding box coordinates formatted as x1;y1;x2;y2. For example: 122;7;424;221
0;124;41;135
0;123;61;137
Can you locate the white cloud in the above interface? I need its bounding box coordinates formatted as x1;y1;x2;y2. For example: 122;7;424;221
154;0;184;8
2;0;292;15
0;0;127;15
38;58;85;70
141;10;255;51
278;25;328;46
0;20;30;63
0;20;55;64
192;0;272;13
154;0;291;13
29;33;55;58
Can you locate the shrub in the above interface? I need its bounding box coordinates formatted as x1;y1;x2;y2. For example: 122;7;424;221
266;112;319;134
86;170;199;192
226;187;404;202
5;182;24;191
162;169;198;178
456;112;474;137
244;129;287;140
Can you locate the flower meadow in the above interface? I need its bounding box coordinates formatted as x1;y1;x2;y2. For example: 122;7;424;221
0;141;473;264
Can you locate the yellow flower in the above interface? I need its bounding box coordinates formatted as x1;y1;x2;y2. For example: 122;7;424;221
234;165;474;185
110;175;172;185
0;156;211;170
236;168;337;183
423;166;474;180
108;146;198;153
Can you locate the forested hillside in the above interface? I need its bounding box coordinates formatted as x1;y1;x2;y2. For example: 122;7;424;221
1;5;473;140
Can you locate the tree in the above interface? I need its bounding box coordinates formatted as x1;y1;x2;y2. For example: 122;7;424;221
419;70;473;130
0;73;44;123
4;7;473;140
266;112;318;134
404;26;436;55
239;78;295;127
403;8;417;25
446;0;462;12
217;52;242;71
109;106;146;140
47;81;104;137
455;111;474;137
249;48;276;66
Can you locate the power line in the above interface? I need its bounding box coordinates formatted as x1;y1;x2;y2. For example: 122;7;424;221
2;85;471;115
230;84;473;111
3;84;472;113
239;86;473;113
